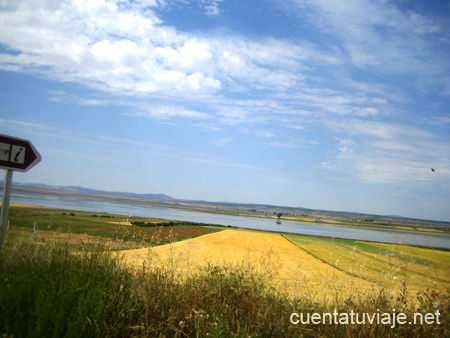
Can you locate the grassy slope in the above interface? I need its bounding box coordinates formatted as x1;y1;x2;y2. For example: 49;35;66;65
284;234;450;296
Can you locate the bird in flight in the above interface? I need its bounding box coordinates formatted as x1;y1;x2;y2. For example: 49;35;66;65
431;168;435;172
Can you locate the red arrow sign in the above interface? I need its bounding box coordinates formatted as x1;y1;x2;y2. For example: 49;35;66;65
0;134;41;172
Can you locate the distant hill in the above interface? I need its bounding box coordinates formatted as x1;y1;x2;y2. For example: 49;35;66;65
9;182;174;201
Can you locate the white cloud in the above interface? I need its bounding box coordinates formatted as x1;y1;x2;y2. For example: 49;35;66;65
289;0;450;80
427;115;450;125
213;137;233;146
1;0;449;160
216;107;253;125
325;120;450;183
48;90;110;106
0;117;54;132
1;0;406;132
90;39;137;65
0;0;223;96
201;0;223;16
354;157;430;183
125;105;211;120
269;139;316;149
336;137;356;156
0;0;339;106
256;130;275;138
155;39;213;72
407;11;442;35
279;86;391;120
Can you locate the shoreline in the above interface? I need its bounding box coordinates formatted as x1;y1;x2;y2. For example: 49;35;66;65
9;187;450;236
7;203;450;251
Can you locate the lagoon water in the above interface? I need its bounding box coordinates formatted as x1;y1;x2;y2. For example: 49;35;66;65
9;191;450;249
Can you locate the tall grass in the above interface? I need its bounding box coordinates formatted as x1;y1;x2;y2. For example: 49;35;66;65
0;239;448;337
0;241;133;337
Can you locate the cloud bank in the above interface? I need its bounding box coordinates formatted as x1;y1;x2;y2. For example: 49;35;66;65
0;0;449;196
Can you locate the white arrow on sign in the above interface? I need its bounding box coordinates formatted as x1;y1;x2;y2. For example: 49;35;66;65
0;134;41;172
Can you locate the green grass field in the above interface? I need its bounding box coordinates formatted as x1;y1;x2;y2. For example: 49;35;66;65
283;234;450;297
7;205;223;250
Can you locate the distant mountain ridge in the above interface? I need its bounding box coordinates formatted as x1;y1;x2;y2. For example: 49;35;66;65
10;182;174;201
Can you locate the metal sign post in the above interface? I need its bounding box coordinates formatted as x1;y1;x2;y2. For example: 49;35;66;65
0;134;41;249
0;170;13;249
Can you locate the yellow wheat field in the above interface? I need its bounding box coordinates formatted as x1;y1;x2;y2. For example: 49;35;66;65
120;229;386;301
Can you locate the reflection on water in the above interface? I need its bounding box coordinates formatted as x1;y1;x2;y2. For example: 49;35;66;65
8;192;450;249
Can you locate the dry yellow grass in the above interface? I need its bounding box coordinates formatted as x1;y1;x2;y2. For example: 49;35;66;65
107;221;132;226
120;229;380;301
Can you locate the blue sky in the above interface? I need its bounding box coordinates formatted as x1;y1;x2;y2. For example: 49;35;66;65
0;0;449;221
